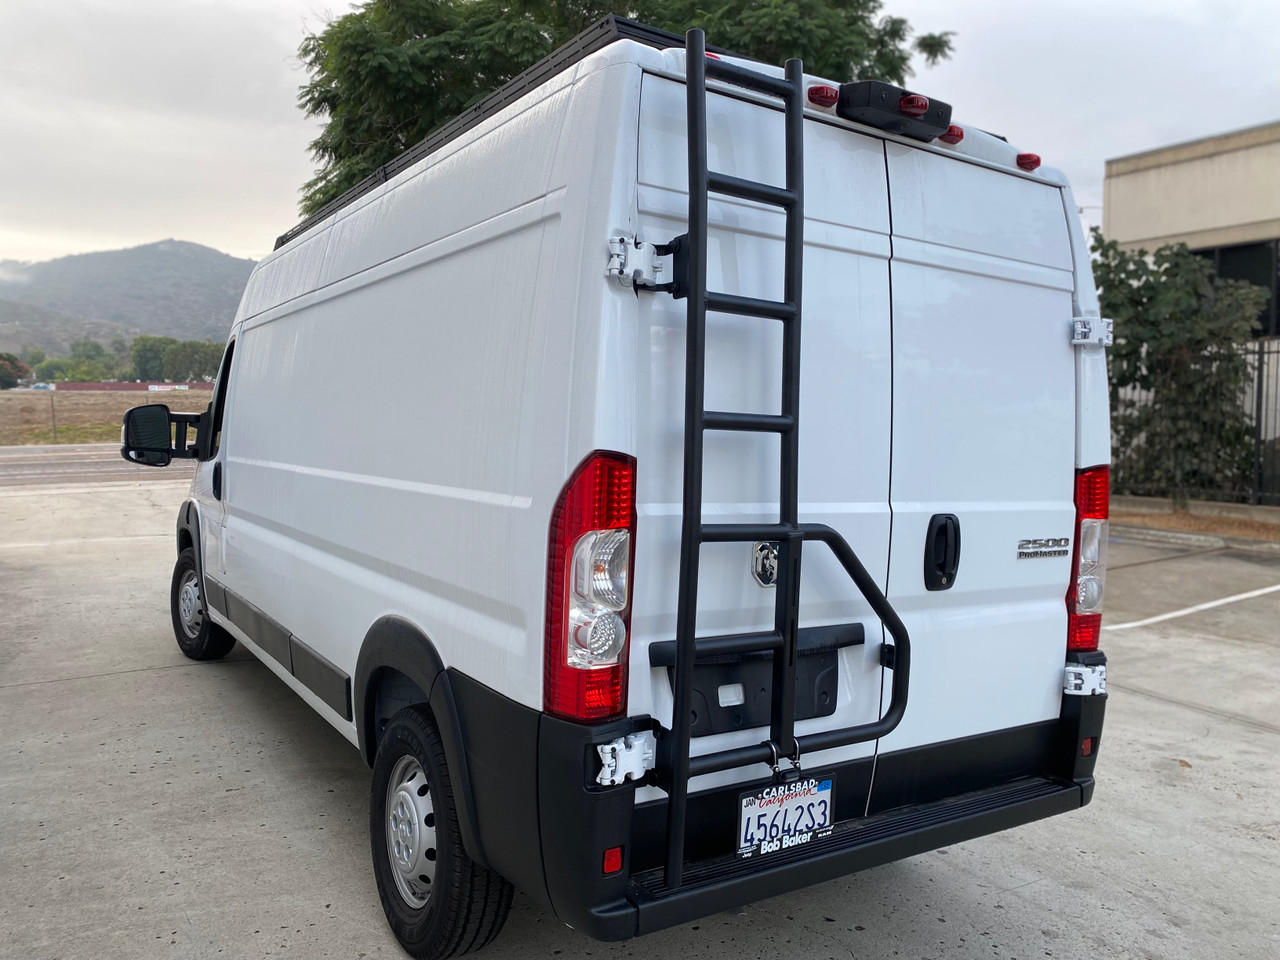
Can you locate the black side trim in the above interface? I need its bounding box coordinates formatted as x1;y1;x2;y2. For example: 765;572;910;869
223;589;292;669
291;636;353;721
203;577;227;618
220;586;355;723
274;17;735;250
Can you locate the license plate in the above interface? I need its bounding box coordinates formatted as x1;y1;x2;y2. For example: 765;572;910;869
736;775;835;858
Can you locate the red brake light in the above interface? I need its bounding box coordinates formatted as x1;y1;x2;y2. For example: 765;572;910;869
939;124;964;145
1075;466;1109;520
807;84;839;109
899;94;929;118
1067;466;1109;653
705;52;721;60
1017;152;1041;171
544;451;636;721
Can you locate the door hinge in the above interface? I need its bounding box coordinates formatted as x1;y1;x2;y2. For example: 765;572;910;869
1071;316;1113;348
1064;663;1106;696
596;730;657;786
606;235;687;295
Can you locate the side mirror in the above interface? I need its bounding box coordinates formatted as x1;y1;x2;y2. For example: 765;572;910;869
121;404;205;467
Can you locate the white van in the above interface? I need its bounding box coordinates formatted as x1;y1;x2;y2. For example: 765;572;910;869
122;18;1112;960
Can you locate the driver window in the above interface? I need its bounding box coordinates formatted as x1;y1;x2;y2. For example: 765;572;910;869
209;339;235;457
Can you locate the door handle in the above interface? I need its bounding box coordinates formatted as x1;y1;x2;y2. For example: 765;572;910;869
212;461;223;501
924;514;960;590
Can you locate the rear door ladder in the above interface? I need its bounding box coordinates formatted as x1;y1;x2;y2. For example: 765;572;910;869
649;29;915;892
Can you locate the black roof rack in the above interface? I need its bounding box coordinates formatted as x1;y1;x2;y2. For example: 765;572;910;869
274;16;732;251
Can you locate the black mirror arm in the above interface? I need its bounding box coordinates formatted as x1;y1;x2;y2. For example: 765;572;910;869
169;411;206;460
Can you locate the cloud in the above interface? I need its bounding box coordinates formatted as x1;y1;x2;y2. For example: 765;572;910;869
893;0;1280;227
0;0;1276;261
0;0;353;261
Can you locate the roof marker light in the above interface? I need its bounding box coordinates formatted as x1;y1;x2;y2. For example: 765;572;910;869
1017;153;1041;171
807;84;839;109
899;94;929;118
939;124;964;145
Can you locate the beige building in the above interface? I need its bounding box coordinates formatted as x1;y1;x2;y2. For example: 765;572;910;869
1104;121;1279;335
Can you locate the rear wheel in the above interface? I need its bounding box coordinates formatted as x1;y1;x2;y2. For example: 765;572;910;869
370;705;513;959
170;547;235;660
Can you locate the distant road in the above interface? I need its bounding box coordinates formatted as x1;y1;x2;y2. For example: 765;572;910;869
0;443;197;486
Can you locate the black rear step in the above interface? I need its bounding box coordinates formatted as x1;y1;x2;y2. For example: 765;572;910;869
655;30;912;891
631;776;1084;934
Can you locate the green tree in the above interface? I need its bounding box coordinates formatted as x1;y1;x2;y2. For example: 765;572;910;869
162;341;224;382
69;339;109;364
297;0;953;214
1092;228;1269;504
20;347;45;368
132;335;179;381
0;352;30;389
32;357;70;382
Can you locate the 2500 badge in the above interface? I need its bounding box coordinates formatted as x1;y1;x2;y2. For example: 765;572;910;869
1017;537;1070;559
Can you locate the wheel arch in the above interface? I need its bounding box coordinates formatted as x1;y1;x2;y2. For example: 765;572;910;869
177;499;202;579
355;616;489;869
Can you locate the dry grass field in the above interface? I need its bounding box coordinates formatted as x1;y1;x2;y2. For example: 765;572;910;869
0;391;207;445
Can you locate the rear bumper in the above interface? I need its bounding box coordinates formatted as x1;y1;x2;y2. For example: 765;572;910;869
626;774;1087;935
448;669;1106;942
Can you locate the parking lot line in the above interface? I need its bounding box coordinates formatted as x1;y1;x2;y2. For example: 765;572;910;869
1104;582;1280;631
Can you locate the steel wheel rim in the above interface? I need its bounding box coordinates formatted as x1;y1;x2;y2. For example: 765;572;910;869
385;754;436;908
177;570;203;639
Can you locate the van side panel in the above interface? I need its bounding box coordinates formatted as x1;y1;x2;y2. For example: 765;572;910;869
877;145;1078;756
218;75;587;719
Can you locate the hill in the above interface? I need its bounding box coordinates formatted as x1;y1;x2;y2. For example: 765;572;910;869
0;299;135;357
0;240;255;350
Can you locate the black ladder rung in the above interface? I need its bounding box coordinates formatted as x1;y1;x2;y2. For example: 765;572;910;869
707;171;797;208
649;631;783;668
687;741;778;779
701;522;794;543
706;291;796;321
703;411;794;433
705;58;795;100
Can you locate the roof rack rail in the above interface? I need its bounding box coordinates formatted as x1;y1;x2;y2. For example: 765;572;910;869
274;16;734;251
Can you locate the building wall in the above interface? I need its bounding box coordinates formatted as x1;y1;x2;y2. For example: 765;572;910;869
1103;122;1280;252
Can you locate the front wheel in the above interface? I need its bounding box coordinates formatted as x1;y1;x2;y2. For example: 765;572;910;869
370;705;513;959
170;547;235;660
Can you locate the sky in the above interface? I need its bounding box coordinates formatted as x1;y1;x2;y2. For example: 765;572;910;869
1;0;1278;264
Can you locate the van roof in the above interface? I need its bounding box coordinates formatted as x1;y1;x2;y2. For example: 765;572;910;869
274;17;727;251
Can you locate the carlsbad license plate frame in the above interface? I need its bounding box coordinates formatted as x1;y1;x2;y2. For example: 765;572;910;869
737;775;835;858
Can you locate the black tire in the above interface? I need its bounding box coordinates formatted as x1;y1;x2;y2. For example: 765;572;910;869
370;705;513;959
170;547;236;661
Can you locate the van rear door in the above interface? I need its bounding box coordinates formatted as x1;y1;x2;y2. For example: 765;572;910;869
874;144;1077;796
629;74;893;806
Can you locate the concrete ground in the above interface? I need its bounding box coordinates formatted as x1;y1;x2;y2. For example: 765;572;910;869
1;477;1278;960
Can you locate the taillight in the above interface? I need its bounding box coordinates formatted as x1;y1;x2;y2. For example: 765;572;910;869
939;124;964;144
899;94;930;118
807;84;839;108
544;451;636;721
1017;152;1041;171
1067;465;1109;652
